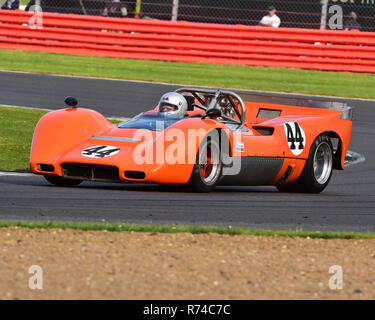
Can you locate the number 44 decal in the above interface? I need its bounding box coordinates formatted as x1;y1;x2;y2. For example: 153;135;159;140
81;145;120;158
284;122;306;156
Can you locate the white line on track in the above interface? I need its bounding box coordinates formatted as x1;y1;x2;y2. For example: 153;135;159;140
0;171;33;177
1;104;53;112
1;104;129;121
107;117;130;122
1;69;375;103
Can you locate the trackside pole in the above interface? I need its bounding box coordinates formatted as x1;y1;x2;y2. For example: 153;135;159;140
135;0;141;18
320;0;328;29
172;0;179;21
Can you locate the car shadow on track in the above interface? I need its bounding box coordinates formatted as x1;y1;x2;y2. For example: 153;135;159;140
44;182;277;193
1;175;277;193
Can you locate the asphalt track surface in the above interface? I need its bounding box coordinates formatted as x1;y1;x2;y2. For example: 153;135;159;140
0;70;374;232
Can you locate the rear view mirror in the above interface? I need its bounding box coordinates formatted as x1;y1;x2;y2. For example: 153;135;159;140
64;96;78;108
203;108;221;119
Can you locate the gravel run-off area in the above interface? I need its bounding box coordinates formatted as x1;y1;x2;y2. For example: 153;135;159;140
1;227;374;299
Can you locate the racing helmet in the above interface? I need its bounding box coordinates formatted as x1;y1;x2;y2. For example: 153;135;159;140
158;92;188;118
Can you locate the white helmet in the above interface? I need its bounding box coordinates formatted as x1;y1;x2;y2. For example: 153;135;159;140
158;92;188;118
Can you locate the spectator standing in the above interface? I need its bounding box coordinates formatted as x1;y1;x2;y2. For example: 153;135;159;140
259;6;280;28
1;0;19;10
103;0;128;18
344;11;360;31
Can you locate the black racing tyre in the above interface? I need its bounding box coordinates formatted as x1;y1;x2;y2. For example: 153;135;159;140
44;175;82;187
277;134;333;194
188;133;222;193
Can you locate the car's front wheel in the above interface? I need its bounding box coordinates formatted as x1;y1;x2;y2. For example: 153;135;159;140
277;134;333;193
188;134;222;192
44;175;82;187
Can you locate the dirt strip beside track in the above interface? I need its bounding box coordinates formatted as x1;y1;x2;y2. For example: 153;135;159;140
0;228;374;299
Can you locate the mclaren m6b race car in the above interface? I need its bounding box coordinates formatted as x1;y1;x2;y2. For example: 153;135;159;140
30;88;353;193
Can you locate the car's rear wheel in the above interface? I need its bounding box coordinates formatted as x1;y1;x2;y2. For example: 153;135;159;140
44;174;82;187
277;134;333;193
188;134;222;192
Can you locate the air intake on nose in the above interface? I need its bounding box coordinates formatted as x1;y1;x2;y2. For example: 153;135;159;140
37;164;55;172
125;171;145;179
62;163;120;182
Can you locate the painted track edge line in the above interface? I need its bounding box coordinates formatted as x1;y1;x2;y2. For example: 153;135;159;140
1;104;52;112
1;104;130;121
0;171;33;177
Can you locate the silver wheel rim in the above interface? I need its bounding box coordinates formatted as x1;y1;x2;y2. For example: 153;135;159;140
313;141;333;185
199;140;221;185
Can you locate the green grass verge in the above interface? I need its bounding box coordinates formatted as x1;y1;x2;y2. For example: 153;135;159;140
0;220;374;239
0;107;47;171
0;106;120;171
0;49;375;99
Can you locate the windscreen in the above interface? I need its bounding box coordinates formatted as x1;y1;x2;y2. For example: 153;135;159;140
118;113;182;131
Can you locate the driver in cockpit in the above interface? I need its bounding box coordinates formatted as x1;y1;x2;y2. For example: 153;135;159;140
158;92;188;118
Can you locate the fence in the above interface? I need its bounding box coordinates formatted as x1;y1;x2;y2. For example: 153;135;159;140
25;0;375;32
0;10;375;73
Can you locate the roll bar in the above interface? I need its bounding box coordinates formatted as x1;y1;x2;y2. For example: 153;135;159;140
175;88;246;125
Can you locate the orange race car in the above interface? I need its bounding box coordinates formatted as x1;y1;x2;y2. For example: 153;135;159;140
30;88;353;193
